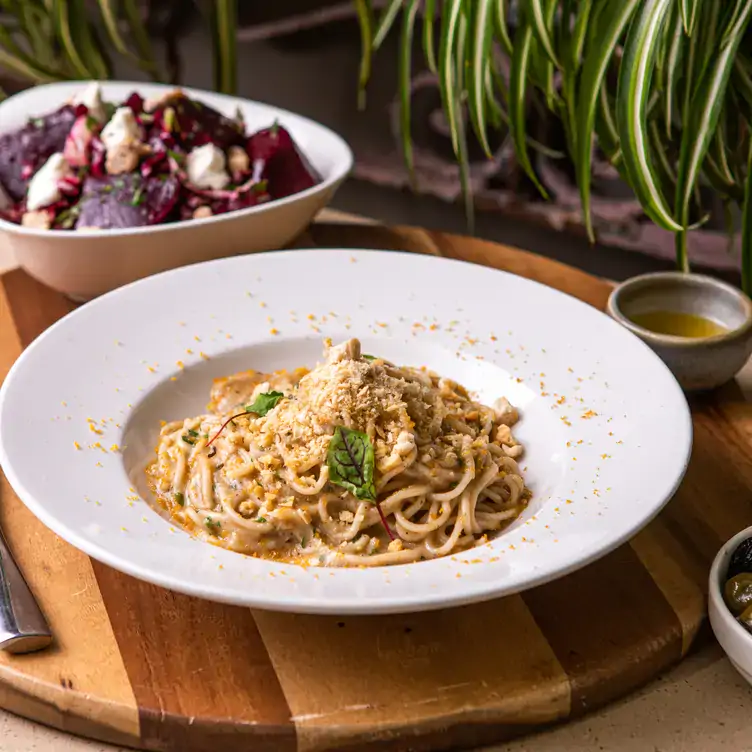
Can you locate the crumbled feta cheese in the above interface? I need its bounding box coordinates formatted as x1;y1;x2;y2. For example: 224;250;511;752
26;153;71;210
73;82;106;122
21;210;51;229
186;144;230;190
101;107;141;151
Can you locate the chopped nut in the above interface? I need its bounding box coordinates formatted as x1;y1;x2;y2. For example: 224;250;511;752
227;145;250;175
144;88;185;112
21;210;51;230
105;143;141;175
193;206;213;219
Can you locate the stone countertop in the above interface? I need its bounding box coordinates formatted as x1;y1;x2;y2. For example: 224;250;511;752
1;208;751;751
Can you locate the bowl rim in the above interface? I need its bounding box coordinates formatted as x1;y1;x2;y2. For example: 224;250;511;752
0;80;354;239
708;523;752;645
607;271;752;349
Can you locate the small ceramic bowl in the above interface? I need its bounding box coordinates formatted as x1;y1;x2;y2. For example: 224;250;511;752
607;272;752;391
709;525;752;686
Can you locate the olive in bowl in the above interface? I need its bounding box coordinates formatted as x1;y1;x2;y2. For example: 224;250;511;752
709;525;752;685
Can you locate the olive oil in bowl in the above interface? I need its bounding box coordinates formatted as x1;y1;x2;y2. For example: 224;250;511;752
628;310;728;339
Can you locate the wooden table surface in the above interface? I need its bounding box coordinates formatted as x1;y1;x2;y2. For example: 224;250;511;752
1;208;752;752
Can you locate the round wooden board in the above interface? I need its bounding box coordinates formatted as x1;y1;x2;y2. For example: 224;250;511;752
0;221;737;752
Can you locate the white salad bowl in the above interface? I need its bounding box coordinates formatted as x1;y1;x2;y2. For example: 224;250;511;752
0;81;353;300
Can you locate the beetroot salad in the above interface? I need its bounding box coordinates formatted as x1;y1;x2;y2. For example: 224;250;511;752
0;84;320;231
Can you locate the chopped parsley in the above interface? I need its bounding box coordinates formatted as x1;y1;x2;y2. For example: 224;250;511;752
131;184;145;206
181;434;196;445
174;491;185;506
255;516;267;524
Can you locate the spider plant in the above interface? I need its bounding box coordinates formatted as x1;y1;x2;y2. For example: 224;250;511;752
355;0;752;292
0;0;237;95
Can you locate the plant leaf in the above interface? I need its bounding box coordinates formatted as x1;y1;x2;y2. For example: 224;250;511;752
742;140;752;294
95;0;130;55
373;0;403;50
509;15;548;198
121;0;161;80
326;426;376;501
529;0;560;68
468;0;494;157
245;391;285;417
422;0;438;73
51;0;93;77
680;0;699;35
492;0;513;56
69;0;109;80
663;7;684;139
353;0;374;109
398;0;420;182
454;10;475;233
616;0;682;232
210;0;237;94
437;0;464;157
0;20;63;81
674;0;752;271
576;0;640;240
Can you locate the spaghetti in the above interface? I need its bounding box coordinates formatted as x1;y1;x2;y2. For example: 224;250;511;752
146;338;530;566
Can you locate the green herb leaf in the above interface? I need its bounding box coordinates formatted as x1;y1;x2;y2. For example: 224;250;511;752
174;491;185;506
245;391;285;417
131;184;145;206
181;434;196;445
255;516;267;524
362;354;377;361
326;426;376;501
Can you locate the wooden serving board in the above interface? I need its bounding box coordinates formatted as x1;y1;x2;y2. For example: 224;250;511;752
0;221;743;752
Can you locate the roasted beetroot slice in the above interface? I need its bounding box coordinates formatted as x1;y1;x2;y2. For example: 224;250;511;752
247;125;319;199
167;98;245;150
77;174;180;229
209;187;271;216
0;105;77;200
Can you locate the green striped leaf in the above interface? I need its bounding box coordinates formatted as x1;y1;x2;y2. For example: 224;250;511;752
454;12;474;234
680;0;699;35
529;0;560;68
492;0;513;57
52;0;93;77
509;17;548;198
121;0;161;80
663;7;684;138
69;0;109;80
422;0;438;73
742;141;752;294
373;0;403;50
398;0;420;182
211;0;237;94
353;0;374;109
616;0;682;232
575;0;640;240
438;0;464;157
468;0;494;157
95;0;130;55
674;0;752;272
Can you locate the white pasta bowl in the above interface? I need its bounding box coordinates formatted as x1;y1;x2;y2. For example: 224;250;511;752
0;81;352;300
0;249;692;614
709;525;752;686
